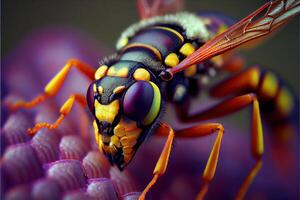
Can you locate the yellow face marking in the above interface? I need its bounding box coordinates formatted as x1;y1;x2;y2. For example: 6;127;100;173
133;68;150;81
184;65;197;77
276;88;293;116
122;43;162;61
97;86;104;95
95;65;108;80
93;120;99;144
180;43;195;56
113;86;126;94
110;135;121;148
260;73;278;99
165;53;179;67
107;66;129;77
93;84;97;92
94;100;120;123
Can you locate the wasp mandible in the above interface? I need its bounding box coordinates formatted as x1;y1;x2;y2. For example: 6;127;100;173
8;0;299;199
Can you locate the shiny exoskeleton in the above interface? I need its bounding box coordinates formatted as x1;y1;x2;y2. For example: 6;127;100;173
86;12;232;169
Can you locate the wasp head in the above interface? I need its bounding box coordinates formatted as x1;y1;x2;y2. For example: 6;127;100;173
86;62;162;170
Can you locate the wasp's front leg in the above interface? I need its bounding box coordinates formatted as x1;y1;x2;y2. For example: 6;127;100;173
139;123;175;200
7;59;95;111
28;93;86;136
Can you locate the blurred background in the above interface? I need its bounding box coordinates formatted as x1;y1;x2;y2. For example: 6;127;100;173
2;0;299;200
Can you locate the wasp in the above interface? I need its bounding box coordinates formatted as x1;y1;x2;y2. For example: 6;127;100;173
7;0;299;199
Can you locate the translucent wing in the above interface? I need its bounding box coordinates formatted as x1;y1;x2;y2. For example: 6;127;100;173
137;0;184;19
160;0;300;80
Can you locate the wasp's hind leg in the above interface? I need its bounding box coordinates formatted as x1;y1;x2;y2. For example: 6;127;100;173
28;94;86;136
210;66;295;122
7;59;95;111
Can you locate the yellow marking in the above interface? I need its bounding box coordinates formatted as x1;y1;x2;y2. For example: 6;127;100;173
94;100;120;123
142;82;161;125
114;124;126;137
95;65;108;80
150;26;184;43
123;146;134;163
217;24;228;34
113;86;126;94
260;73;278;99
119;37;128;48
122;43;162;61
60;96;75;115
211;55;223;67
184;65;197;77
249;68;260;89
107;66;129;77
133;68;150;81
93;84;97;92
165;53;179;67
179;43;195;56
98;86;104;95
120;135;137;148
110;135;121;148
98;139;103;152
276;88;293;116
93;120;99;144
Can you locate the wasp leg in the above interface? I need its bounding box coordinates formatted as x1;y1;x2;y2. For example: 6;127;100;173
174;94;263;199
139;123;174;200
28;94;86;136
210;66;294;122
7;59;95;111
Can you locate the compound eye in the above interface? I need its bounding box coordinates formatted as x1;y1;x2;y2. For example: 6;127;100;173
123;81;161;125
86;83;95;112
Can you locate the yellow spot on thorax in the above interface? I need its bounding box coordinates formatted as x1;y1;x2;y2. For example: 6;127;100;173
107;66;129;77
133;68;150;81
95;65;108;80
165;53;179;67
179;43;195;56
94;100;120;123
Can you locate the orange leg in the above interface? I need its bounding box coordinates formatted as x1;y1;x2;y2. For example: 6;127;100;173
7;59;95;111
210;66;294;121
174;93;264;199
28;94;86;136
176;123;224;200
139;123;174;200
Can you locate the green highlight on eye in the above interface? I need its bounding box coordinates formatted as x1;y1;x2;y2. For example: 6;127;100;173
142;82;161;125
